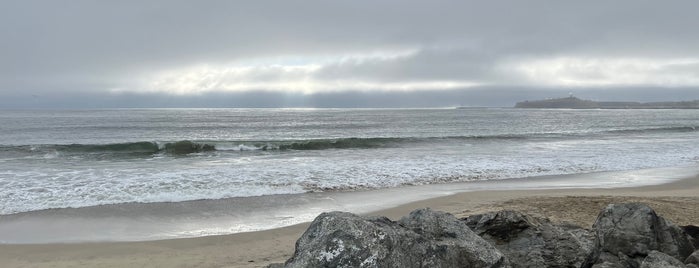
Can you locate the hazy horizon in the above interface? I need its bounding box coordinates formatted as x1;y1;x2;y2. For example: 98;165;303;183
4;87;699;109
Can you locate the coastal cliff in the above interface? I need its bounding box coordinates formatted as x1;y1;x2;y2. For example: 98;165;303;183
515;96;699;109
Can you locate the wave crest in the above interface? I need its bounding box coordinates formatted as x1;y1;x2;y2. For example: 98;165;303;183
1;124;696;158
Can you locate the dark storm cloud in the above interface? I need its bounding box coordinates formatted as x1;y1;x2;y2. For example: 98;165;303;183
1;0;698;107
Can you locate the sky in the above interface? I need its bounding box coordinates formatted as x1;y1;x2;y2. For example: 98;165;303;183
2;0;699;108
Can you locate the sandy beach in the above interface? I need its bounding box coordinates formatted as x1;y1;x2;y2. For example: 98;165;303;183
1;173;698;268
4;1;699;267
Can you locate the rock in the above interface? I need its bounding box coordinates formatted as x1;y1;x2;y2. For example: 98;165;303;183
272;204;698;268
687;250;699;265
463;210;538;242
591;262;625;268
464;210;593;268
583;203;695;268
397;208;509;267
683;225;699;249
640;251;686;268
281;208;508;268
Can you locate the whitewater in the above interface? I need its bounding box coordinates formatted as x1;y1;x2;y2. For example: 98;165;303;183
1;108;699;216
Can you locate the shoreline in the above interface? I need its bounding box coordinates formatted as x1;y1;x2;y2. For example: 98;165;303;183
1;171;698;267
1;165;697;244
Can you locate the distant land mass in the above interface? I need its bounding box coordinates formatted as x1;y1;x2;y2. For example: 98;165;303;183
515;96;699;109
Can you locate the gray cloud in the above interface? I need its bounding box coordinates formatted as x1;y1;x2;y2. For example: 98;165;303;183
1;0;699;107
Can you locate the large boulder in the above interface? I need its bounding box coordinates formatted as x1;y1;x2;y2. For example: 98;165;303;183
640;251;687;268
583;203;695;268
280;208;509;268
464;210;594;268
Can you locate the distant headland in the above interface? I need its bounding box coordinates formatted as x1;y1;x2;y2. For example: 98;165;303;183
515;96;699;109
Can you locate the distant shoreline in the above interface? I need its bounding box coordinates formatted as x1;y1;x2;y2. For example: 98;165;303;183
515;96;699;109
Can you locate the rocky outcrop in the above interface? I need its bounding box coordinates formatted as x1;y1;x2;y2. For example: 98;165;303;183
583;203;695;268
515;96;699;109
279;208;508;268
640;251;687;268
272;203;696;268
463;210;594;268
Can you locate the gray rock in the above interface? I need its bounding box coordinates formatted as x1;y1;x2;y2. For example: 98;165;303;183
687;250;699;265
397;208;509;267
592;249;648;268
684;226;699;249
464;210;593;268
640;251;686;268
281;208;509;268
591;262;625;268
583;203;695;268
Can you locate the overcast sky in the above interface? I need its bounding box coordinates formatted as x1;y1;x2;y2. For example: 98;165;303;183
2;0;699;108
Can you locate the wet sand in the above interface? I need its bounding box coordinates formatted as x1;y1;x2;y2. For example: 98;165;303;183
1;174;697;268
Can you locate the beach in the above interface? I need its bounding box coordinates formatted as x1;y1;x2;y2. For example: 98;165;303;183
2;108;698;267
5;1;699;267
1;173;697;268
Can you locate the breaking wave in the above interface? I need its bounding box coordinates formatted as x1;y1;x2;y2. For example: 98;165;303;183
601;126;698;135
0;125;696;158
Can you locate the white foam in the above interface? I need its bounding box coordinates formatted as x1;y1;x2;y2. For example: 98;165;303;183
215;143;262;151
1;165;696;244
42;151;60;159
1;128;699;215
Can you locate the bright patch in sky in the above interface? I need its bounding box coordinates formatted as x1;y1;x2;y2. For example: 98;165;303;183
135;49;481;95
127;51;699;96
510;57;699;87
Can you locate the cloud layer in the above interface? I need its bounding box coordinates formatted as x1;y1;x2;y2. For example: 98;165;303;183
1;0;698;107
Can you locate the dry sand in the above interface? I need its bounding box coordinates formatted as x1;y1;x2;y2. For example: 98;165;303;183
1;174;698;268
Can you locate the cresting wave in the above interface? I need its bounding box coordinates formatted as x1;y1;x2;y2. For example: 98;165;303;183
1;141;211;156
0;139;397;157
603;126;698;134
1;125;696;157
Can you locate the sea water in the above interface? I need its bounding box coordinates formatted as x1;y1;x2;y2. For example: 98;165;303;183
1;108;699;242
1;108;699;215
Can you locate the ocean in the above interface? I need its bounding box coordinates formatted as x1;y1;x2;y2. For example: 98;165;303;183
1;108;699;242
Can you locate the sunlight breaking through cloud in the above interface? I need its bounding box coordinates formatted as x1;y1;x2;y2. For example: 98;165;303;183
509;57;699;87
137;50;482;95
